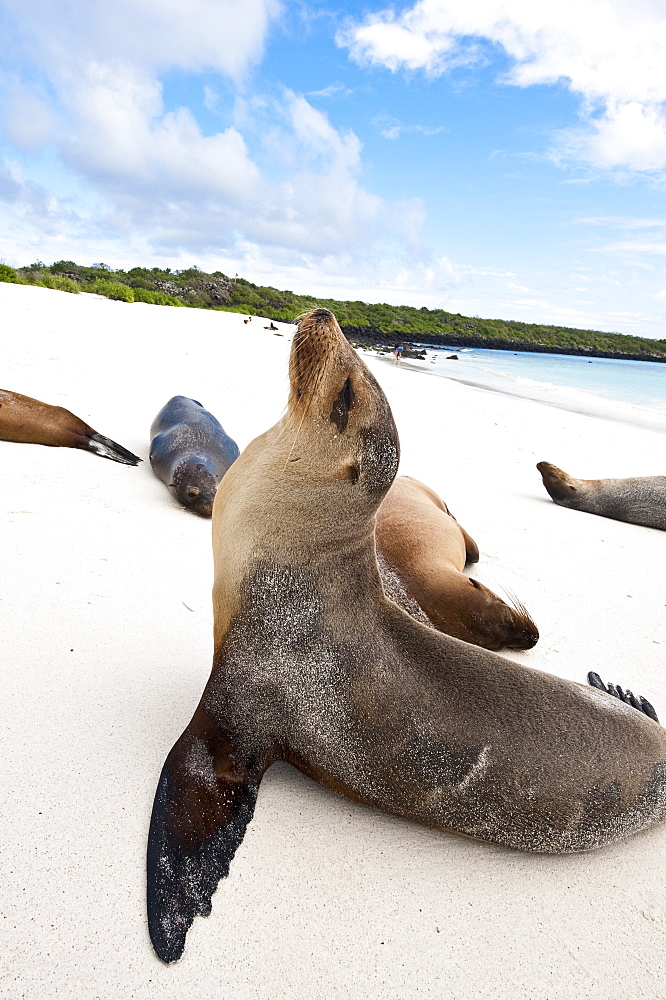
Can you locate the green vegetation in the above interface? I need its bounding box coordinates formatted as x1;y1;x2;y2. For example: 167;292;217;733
0;264;18;282
132;287;184;307
86;278;134;302
39;273;79;293
3;259;665;360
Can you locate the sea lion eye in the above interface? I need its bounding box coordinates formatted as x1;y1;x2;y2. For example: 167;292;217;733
346;463;360;484
330;379;354;433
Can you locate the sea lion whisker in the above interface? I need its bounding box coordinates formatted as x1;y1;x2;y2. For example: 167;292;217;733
498;585;538;630
282;364;326;472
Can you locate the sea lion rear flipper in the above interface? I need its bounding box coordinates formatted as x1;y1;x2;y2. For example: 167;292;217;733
587;672;659;723
86;432;141;466
147;725;264;963
460;527;480;564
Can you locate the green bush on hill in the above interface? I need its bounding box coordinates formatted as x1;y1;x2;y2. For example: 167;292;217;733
5;258;665;359
132;287;183;307
0;264;18;282
85;278;134;302
40;273;79;293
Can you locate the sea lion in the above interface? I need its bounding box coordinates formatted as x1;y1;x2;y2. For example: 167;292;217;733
150;396;240;518
376;475;538;650
147;308;666;964
0;389;140;465
588;672;658;723
537;462;666;530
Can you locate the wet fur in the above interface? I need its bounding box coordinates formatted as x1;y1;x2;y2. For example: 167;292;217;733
376;475;538;650
148;310;666;963
150;396;240;517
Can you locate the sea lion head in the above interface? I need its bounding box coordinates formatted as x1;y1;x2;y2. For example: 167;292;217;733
171;460;219;517
457;579;539;651
536;461;578;505
285;307;400;505
217;308;399;541
211;308;400;630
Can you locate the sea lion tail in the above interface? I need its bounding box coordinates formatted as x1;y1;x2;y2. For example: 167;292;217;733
147;726;266;963
86;432;141;466
587;671;659;724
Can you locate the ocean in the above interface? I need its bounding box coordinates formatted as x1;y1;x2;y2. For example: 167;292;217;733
414;347;666;433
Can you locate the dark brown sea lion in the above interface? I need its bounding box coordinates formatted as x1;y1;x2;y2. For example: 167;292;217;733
0;389;140;465
147;308;666;964
376;475;538;650
149;396;240;518
537;462;666;530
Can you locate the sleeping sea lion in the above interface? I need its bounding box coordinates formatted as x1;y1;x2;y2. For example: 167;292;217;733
537;462;666;530
376;475;538;650
0;389;140;465
150;396;240;517
147;309;666;964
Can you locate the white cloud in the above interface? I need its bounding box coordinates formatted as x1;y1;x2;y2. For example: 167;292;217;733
3;0;282;82
0;0;425;266
339;0;666;173
555;102;666;172
372;114;446;139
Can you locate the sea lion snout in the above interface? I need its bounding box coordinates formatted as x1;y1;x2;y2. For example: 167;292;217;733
537;461;578;503
172;461;218;517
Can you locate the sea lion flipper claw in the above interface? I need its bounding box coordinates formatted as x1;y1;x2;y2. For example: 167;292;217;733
147;728;262;963
87;432;141;466
587;673;659;724
640;697;660;724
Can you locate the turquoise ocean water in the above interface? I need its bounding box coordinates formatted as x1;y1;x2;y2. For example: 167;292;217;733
417;347;666;432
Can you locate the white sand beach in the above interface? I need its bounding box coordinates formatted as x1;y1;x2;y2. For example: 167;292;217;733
2;281;666;999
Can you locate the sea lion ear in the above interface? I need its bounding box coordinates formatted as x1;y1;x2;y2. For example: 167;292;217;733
147;728;262;963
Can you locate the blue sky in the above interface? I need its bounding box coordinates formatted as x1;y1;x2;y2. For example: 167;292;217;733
2;0;666;338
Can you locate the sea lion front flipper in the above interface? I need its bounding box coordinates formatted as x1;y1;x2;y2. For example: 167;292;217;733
587;672;659;723
460;526;480;564
147;724;265;964
86;431;141;466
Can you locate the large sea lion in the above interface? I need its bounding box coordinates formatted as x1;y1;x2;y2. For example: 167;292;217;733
0;389;140;465
150;396;240;517
147;309;666;964
537;462;666;530
376;475;538;650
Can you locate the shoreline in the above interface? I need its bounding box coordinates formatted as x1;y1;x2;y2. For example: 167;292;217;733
342;325;666;364
370;352;666;434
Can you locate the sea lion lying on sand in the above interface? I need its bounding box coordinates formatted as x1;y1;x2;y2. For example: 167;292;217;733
150;396;240;517
147;309;666;964
0;389;140;465
376;475;538;650
537;462;666;530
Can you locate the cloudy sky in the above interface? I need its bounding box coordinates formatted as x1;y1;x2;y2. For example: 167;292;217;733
2;0;666;337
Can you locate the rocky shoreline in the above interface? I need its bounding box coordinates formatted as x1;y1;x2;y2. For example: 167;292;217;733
339;325;666;364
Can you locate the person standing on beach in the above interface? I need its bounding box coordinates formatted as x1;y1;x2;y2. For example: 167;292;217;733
394;344;404;364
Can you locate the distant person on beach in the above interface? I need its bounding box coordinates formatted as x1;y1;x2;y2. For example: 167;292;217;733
394;344;404;364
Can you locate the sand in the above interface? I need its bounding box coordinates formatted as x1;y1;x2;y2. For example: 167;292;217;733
1;281;665;1000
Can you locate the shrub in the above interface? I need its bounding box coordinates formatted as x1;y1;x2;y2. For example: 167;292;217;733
40;274;80;294
0;264;18;283
132;287;183;307
85;279;134;302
